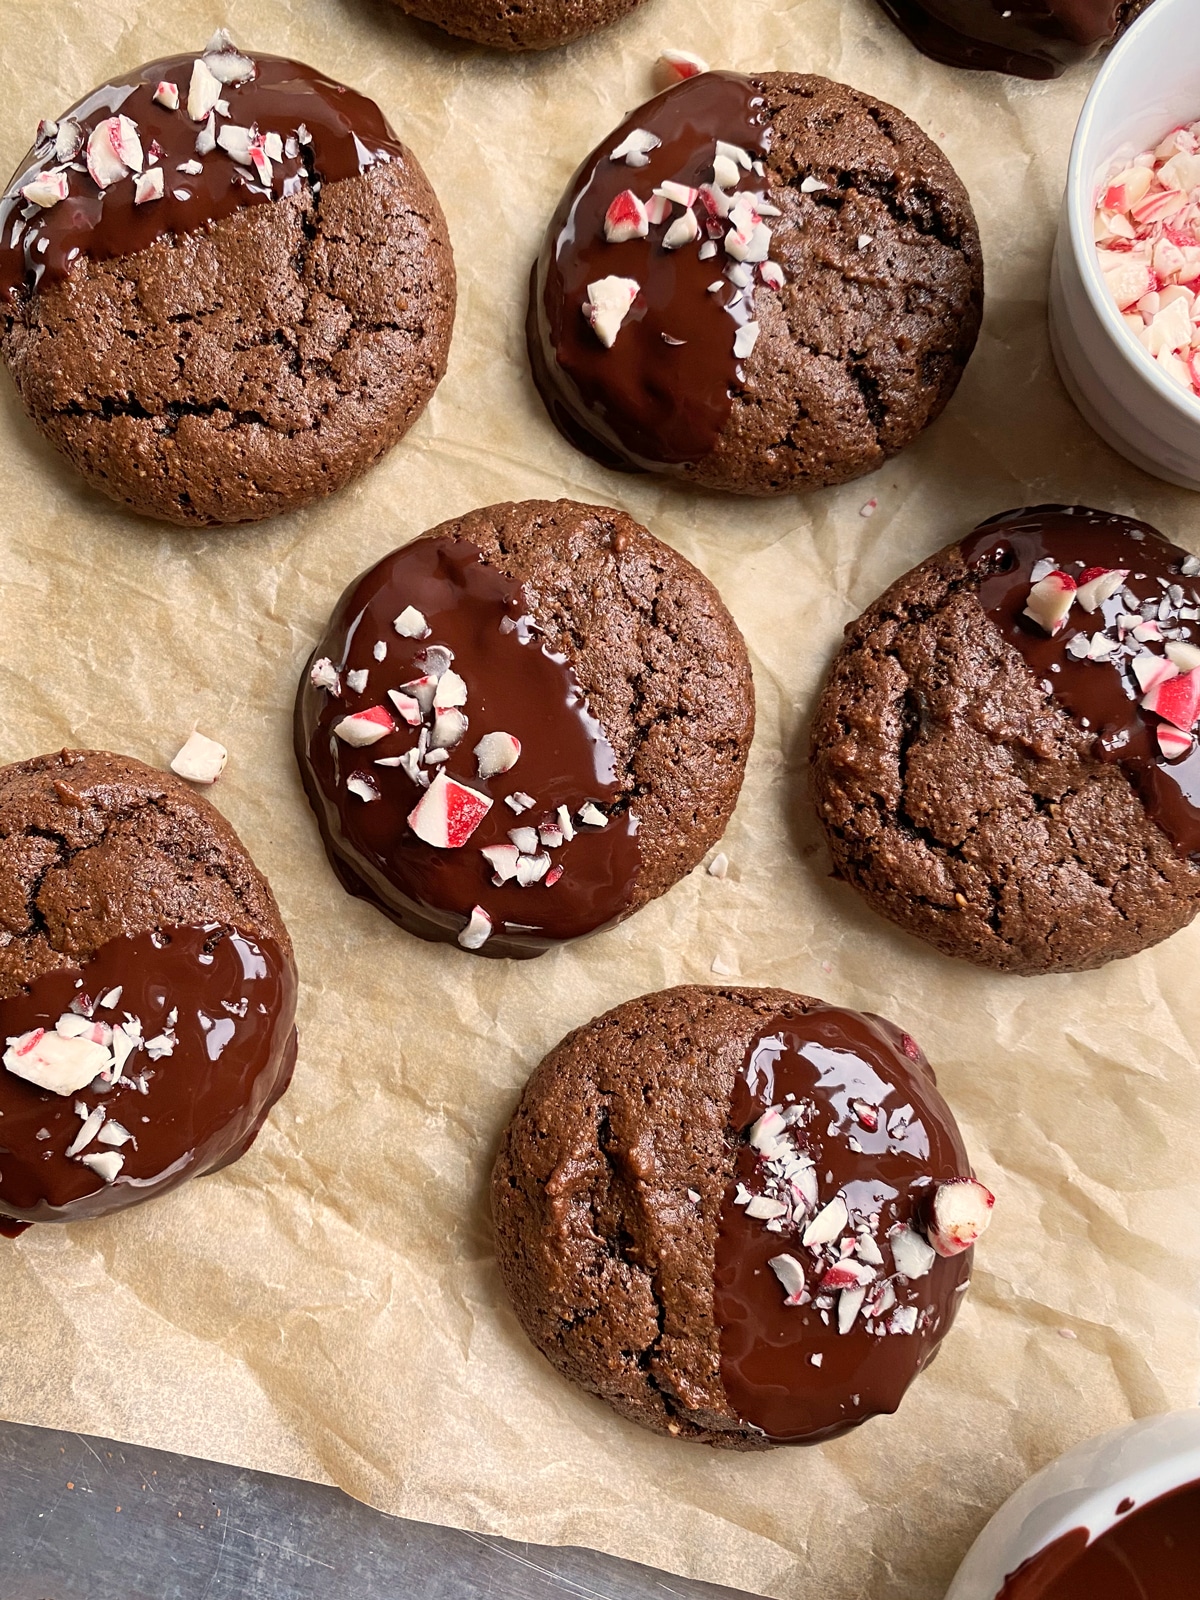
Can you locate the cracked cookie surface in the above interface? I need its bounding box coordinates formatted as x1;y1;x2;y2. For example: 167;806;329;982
529;72;982;494
492;985;970;1447
809;539;1200;974
492;987;802;1448
1;118;454;527
440;499;755;908
0;748;292;998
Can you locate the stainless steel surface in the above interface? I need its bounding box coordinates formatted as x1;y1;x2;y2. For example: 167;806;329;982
0;1421;757;1599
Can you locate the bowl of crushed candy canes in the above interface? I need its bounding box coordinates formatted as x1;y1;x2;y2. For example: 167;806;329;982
1049;0;1200;489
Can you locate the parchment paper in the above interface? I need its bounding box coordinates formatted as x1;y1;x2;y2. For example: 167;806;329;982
0;1;1197;1596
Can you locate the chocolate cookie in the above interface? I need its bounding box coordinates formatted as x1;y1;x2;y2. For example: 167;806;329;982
811;506;1200;975
0;33;455;527
528;71;983;495
390;0;649;50
0;749;298;1229
295;499;754;958
492;986;992;1448
872;0;1155;81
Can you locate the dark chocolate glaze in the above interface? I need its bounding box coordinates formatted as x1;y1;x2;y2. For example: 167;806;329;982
996;1478;1200;1597
872;0;1140;81
959;506;1200;860
295;535;640;959
528;71;770;475
714;1008;972;1444
0;46;404;302
0;924;297;1225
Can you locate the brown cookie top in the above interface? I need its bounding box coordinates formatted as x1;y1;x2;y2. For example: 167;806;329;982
492;986;986;1449
871;0;1154;82
295;499;754;958
0;37;455;526
0;750;297;1225
391;0;650;49
810;507;1200;975
528;71;983;495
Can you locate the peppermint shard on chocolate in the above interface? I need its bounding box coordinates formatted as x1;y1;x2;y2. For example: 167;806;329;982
295;499;755;958
493;986;993;1445
0;32;455;526
0;750;298;1231
527;70;983;495
811;505;1200;974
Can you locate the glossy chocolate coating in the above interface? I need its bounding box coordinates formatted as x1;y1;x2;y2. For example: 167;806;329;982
528;71;769;475
714;1008;972;1443
0;924;297;1225
0;48;404;302
960;506;1200;860
872;0;1139;81
996;1478;1200;1596
295;535;640;958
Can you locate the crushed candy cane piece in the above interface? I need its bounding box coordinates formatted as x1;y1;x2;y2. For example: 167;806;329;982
334;706;395;747
393;606;430;638
1024;570;1077;635
610;128;661;167
929;1177;995;1258
584;276;640;347
170;730;227;785
656;48;709;86
604;189;649;244
458;906;493;951
408;770;492;849
3;1029;108;1096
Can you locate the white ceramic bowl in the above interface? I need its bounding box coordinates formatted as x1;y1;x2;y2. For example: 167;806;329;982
944;1409;1200;1598
1048;0;1200;490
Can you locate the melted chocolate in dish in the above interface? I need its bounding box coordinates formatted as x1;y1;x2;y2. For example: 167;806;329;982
529;71;772;474
872;0;1150;81
995;1478;1200;1597
0;925;297;1226
714;1007;973;1443
0;33;404;302
960;507;1200;860
296;535;640;959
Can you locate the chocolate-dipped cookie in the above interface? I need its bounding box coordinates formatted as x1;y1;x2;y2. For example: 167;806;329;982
872;0;1155;82
390;0;650;50
492;986;992;1448
528;71;983;495
0;750;297;1230
295;499;754;958
0;33;455;527
811;506;1200;975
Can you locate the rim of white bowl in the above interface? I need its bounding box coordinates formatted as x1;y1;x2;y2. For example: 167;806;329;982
1067;0;1200;425
954;1412;1200;1596
1006;1439;1200;1573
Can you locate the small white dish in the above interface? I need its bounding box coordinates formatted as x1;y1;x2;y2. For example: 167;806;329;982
944;1409;1200;1598
1048;0;1200;490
